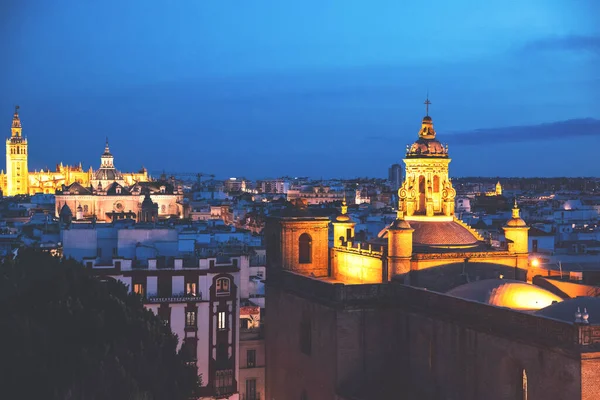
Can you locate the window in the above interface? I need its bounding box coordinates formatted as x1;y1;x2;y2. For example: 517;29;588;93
83;205;89;213
218;311;227;330
247;349;256;367
97;248;102;257
215;369;233;396
246;379;257;400
301;389;308;400
300;319;311;355
521;369;528;400
112;247;118;256
114;261;121;269
161;204;166;213
299;233;312;264
133;283;145;296
186;282;197;296
186;311;196;328
86;261;93;268
216;277;230;296
532;239;538;253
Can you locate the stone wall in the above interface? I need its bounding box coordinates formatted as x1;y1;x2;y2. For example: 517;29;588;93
266;271;600;399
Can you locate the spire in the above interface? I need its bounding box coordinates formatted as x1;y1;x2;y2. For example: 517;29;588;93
341;192;348;215
512;197;520;219
11;105;22;137
104;137;110;154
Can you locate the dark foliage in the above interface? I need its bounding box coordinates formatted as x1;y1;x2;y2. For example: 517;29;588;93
0;249;200;400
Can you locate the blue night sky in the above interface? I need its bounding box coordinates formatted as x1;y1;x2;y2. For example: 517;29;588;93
1;0;599;179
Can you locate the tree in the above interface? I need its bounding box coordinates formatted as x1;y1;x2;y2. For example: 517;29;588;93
0;249;200;400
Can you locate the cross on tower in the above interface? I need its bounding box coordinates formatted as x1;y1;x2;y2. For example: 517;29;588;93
424;97;431;116
14;105;19;113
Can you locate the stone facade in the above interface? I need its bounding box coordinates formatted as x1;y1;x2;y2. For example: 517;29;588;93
265;216;330;278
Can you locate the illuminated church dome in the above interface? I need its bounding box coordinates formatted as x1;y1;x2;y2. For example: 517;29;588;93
447;279;562;311
92;139;124;189
406;115;448;158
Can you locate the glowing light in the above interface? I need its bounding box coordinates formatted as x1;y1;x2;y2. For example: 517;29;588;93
531;258;540;268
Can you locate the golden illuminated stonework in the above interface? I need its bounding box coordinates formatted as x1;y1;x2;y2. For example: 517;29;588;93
1;108;150;196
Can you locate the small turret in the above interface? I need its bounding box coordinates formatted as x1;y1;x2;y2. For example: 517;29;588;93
332;194;355;246
503;198;530;279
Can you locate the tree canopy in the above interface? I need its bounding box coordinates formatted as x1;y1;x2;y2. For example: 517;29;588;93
0;249;200;400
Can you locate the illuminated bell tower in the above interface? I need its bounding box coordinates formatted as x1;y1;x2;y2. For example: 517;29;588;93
399;97;455;219
6;106;29;196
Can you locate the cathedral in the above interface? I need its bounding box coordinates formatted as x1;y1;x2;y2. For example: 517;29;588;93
1;107;149;196
265;103;600;400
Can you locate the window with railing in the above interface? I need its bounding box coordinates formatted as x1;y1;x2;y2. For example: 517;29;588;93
215;369;234;396
186;282;197;296
216;277;230;296
186;311;196;328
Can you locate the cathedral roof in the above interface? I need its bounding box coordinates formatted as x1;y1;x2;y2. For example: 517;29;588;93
105;182;131;195
61;182;92;195
409;220;479;247
447;279;562;311
380;219;483;249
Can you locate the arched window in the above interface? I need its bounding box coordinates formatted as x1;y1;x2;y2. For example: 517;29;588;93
216;277;230;296
433;175;440;192
299;233;312;264
419;175;426;192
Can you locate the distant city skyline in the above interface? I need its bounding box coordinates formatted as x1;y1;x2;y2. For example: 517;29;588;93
1;1;599;177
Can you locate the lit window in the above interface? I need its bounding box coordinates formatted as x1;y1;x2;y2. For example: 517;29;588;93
186;282;197;296
299;233;312;264
133;283;144;296
186;311;196;328
218;311;227;330
216;277;230;296
247;349;256;368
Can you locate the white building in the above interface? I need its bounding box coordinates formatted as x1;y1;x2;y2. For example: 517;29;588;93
62;223;251;399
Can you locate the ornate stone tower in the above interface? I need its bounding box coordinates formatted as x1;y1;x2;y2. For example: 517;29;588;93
6;106;29;196
503;199;530;278
332;196;355;246
399;99;455;218
265;201;330;277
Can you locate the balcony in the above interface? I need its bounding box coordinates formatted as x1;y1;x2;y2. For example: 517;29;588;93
214;386;236;398
146;292;203;303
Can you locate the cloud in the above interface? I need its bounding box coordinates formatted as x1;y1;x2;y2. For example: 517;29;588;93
522;35;600;55
447;118;600;146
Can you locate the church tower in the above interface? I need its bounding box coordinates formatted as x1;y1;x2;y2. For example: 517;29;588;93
6;106;29;196
399;98;455;218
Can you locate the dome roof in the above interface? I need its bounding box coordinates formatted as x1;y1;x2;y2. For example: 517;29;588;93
506;217;527;227
407;138;448;158
536;297;600;324
409;221;479;247
336;214;351;222
406;115;448;158
447;279;562;311
389;218;412;230
94;167;123;181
